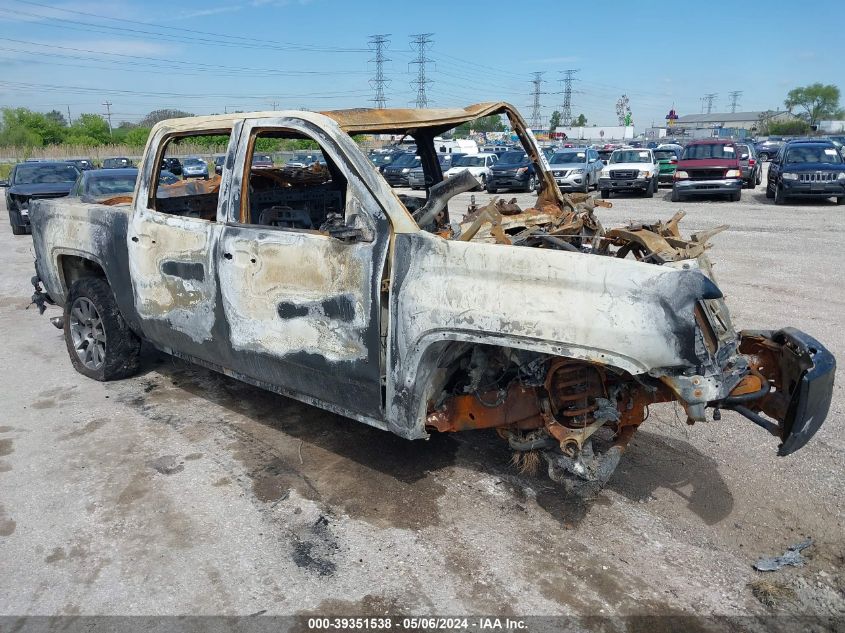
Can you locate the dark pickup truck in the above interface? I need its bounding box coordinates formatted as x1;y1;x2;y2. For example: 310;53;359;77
671;139;744;202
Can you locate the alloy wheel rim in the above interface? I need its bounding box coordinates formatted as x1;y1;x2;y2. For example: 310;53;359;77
69;297;106;370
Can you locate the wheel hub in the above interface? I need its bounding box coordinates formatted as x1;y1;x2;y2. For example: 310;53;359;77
69;297;106;370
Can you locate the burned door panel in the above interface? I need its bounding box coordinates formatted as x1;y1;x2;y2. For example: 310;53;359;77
128;211;221;349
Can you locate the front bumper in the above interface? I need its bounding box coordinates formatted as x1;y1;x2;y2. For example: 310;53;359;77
599;176;649;191
658;169;676;183
490;174;530;189
384;174;409;187
782;180;845;198
673;178;742;196
730;329;835;456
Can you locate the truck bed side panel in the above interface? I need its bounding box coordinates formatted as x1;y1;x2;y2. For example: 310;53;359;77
29;199;139;331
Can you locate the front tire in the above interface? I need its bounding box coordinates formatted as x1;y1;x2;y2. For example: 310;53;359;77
774;184;787;205
730;191;741;202
671;187;682;202
525;175;536;193
643;179;654;198
837;197;844;205
600;189;610;199
63;278;141;381
766;182;775;199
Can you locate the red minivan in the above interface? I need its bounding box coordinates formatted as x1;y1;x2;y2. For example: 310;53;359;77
671;139;744;201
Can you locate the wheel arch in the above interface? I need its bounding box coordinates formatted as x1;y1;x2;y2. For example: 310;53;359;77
388;329;647;440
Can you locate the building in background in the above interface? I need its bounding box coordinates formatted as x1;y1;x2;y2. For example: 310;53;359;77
671;110;794;139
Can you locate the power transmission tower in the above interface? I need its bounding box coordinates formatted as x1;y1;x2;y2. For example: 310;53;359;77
703;93;717;114
528;72;545;130
102;101;113;135
616;95;630;126
559;69;579;127
728;90;742;113
368;34;391;109
409;33;433;108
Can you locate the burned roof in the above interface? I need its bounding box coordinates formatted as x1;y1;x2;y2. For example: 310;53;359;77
150;102;511;136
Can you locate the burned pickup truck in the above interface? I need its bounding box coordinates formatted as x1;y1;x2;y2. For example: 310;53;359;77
28;103;834;489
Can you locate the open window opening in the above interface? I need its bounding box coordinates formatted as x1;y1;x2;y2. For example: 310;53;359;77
238;129;347;232
150;130;231;220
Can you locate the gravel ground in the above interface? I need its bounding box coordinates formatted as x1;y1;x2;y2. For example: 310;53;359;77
0;170;842;627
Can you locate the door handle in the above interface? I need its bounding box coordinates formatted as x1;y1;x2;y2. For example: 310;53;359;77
223;252;232;260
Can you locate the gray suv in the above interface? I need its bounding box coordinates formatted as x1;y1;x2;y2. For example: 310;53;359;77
549;148;603;193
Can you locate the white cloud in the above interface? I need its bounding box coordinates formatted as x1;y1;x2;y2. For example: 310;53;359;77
164;5;245;20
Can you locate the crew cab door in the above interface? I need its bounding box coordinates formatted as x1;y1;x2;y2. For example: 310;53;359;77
128;125;240;363
217;116;390;420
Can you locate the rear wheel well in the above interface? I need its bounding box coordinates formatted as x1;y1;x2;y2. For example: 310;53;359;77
58;255;107;297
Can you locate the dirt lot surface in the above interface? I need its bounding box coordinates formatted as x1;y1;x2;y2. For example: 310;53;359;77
0;172;843;629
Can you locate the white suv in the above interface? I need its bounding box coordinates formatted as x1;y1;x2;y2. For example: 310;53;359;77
444;152;498;189
598;148;659;198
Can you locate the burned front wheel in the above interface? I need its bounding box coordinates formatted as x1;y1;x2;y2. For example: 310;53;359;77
63;277;141;381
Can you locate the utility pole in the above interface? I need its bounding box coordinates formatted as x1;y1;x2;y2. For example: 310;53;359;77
102;101;113;136
66;105;72;126
728;90;742;113
559;69;579;127
368;34;391;109
409;33;433;108
528;72;545;130
703;93;717;115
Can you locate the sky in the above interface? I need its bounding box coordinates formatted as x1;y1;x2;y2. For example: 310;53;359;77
0;0;842;129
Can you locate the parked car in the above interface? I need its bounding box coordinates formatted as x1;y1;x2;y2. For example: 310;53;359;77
285;153;325;168
252;154;274;169
734;142;762;188
653;148;681;186
599;148;659;198
597;148;614;165
766;139;845;205
755;139;784;161
214;155;225;175
67;158;95;171
407;155;454;190
69;168;180;203
549;148;604;193
369;149;406;173
2;161;79;234
671;140;743;202
26;105;833;496
444;152;498;189
486;150;538;193
182;157;209;179
161;157;183;176
382;152;421;187
102;157;133;169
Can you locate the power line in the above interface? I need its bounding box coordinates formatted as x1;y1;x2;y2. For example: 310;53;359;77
409;33;434;108
703;93;717;114
8;0;368;53
728;90;742;113
528;72;545;130
559;69;579;127
368;34;390;109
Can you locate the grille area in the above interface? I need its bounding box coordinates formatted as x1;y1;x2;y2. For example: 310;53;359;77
688;169;725;180
553;169;569;177
798;172;837;183
610;169;637;179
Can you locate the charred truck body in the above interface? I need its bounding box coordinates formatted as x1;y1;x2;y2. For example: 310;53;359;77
27;103;835;489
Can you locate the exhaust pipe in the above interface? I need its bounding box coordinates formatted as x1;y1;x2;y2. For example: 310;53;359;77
50;316;63;329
